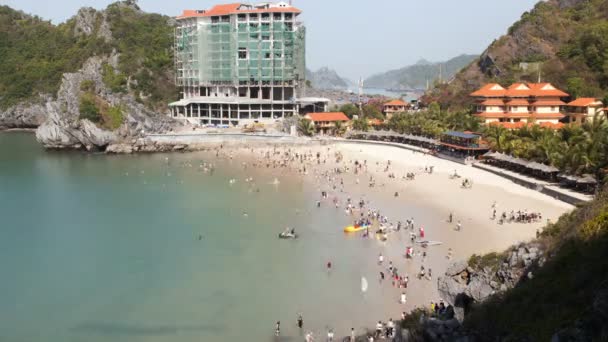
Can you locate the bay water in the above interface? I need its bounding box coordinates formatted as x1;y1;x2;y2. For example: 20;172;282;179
0;132;405;342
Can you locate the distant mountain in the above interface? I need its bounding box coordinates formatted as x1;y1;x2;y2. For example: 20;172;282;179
306;67;352;90
364;54;478;90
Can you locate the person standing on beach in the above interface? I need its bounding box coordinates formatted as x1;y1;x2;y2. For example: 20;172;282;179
456;221;462;231
297;314;303;329
378;253;384;265
350;328;356;341
275;321;280;336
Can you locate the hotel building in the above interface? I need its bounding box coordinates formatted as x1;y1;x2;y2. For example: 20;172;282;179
169;2;328;126
471;83;569;126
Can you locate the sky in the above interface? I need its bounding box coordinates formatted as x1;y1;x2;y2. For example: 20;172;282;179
2;0;540;80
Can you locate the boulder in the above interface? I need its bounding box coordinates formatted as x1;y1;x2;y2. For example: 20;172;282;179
106;143;133;154
437;276;467;305
466;278;494;302
445;260;468;276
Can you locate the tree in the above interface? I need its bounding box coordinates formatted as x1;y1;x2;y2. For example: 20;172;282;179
362;104;383;119
352;118;369;132
339;103;360;119
297;118;315;136
566;77;584;99
333;121;346;137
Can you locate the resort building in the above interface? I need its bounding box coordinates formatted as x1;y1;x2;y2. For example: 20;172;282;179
169;2;329;126
383;99;408;119
471;83;569;126
566;98;605;124
304;112;350;135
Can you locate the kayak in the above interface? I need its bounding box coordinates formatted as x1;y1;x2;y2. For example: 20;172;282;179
416;240;443;246
344;225;369;233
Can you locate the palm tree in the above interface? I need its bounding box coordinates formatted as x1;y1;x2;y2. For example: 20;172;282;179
485;124;509;151
333;120;347;137
298;118;315;136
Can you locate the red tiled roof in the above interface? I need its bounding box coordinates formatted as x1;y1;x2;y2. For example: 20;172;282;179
384;99;407;106
178;3;302;19
470;83;506;97
305;112;349;122
567;98;603;107
505;99;530;106
474;112;531;119
471;82;568;98
532;100;567;106
539;122;565;129
528;83;569;97
489;121;528;129
480;99;505;106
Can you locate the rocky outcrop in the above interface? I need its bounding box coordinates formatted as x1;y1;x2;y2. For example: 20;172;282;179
438;243;544;322
35;55;184;151
0;97;48;129
73;7;112;42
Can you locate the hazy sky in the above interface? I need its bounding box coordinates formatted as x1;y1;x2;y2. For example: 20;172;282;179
2;0;540;80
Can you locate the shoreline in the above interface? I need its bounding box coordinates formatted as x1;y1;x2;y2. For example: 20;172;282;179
196;142;573;338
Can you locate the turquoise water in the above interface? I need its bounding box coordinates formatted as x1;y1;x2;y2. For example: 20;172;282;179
0;132;401;342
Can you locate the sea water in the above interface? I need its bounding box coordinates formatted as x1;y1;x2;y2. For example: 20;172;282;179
0;132;407;342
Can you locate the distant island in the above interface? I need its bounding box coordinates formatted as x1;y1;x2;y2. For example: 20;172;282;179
365;54;478;91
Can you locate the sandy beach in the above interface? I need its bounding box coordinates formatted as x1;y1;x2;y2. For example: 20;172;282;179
199;140;574;330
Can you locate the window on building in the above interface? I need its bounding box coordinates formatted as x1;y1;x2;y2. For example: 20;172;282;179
261;13;270;21
285;13;292;20
264;52;271;59
551;106;556;112
238;48;247;59
262;34;270;41
238;14;246;21
273;13;281;20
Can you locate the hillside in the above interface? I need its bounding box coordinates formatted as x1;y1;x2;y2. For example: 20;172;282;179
306;67;352;90
364;54;478;90
424;0;608;109
0;1;177;131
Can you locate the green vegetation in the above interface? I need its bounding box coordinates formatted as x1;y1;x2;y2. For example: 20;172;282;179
101;63;127;93
78;91;124;130
297;118;314;136
0;2;177;111
78;93;101;122
484;118;608;177
387;105;481;138
463;184;608;340
104;105;124;130
0;6;111;108
352;118;369;132
338;103;360;119
105;2;177;108
468;252;505;274
333;121;346;137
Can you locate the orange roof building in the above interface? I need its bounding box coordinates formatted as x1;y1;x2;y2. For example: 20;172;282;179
304;112;350;122
382;99;409;119
304;112;350;135
566;98;605;124
470;82;569;127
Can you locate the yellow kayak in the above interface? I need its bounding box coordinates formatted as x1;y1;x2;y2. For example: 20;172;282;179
344;225;369;233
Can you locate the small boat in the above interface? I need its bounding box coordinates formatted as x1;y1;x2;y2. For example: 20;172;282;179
344;225;369;233
278;232;298;239
416;240;443;246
